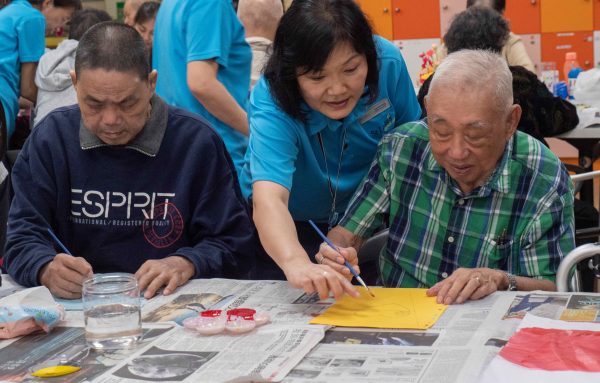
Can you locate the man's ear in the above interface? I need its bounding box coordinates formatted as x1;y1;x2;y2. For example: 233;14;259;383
505;104;521;139
70;70;77;88
148;70;157;93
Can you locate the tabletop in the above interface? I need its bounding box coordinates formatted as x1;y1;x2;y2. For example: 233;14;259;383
1;278;599;383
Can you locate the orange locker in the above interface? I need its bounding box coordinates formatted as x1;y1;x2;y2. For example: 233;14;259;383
505;0;541;35
541;32;594;81
355;0;393;41
391;0;441;39
595;0;600;30
541;0;593;33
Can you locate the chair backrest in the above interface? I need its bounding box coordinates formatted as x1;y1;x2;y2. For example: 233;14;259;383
356;228;388;286
358;228;389;264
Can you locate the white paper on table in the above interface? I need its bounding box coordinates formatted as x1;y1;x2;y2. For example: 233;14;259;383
576;107;600;128
478;313;600;383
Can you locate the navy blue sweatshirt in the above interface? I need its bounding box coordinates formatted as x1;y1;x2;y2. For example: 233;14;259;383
5;96;254;287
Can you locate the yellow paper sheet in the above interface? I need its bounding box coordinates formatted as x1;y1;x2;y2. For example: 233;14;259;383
309;287;447;329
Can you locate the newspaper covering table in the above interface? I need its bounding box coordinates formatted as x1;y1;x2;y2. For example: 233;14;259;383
1;277;600;383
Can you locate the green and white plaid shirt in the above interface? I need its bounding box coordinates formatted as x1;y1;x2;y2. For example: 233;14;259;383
341;121;575;288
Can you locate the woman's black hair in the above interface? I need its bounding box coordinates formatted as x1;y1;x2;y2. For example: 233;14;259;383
466;0;505;14
444;6;509;54
264;0;379;122
134;1;160;25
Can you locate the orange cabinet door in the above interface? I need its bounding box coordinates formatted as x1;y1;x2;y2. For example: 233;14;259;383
356;0;393;41
505;0;541;34
391;0;441;39
595;0;600;30
541;32;594;81
541;0;593;33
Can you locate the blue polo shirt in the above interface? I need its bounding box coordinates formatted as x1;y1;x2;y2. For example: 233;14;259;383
153;0;251;174
0;0;45;139
240;36;421;223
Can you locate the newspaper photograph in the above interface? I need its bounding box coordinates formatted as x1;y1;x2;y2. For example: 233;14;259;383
95;325;325;383
285;344;437;383
111;347;217;382
0;326;172;383
501;292;600;322
560;294;600;321
143;293;225;324
322;328;439;347
140;280;325;327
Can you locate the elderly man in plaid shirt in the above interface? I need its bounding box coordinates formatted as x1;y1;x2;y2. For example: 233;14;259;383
317;50;575;304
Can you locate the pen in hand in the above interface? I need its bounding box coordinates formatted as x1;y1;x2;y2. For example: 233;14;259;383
308;220;375;297
46;228;72;255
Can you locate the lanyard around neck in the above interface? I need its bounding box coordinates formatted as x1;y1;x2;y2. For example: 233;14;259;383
316;126;347;230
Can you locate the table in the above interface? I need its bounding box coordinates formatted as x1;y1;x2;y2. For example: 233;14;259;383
1;278;599;383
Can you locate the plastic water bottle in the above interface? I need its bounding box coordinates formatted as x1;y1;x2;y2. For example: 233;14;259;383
568;67;583;100
563;52;580;80
563;52;582;98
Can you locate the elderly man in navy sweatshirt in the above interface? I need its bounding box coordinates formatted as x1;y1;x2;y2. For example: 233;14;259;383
4;22;254;299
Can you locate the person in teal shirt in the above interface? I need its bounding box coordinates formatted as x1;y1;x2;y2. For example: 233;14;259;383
240;0;421;298
153;0;251;174
0;0;80;141
0;0;45;140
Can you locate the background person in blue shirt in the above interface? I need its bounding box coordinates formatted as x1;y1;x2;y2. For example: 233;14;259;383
0;0;45;141
153;0;251;175
0;0;80;141
240;0;421;299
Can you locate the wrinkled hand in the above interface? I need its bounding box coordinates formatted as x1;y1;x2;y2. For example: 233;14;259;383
39;253;93;299
426;267;504;305
315;243;360;281
282;257;359;300
135;256;195;299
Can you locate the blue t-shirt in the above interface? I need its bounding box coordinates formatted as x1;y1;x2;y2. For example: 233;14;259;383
240;36;421;223
153;0;251;174
0;0;45;139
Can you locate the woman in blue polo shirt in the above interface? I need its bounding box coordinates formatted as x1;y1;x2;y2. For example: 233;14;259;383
239;0;421;298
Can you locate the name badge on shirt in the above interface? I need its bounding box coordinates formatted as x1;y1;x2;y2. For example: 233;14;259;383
358;98;391;124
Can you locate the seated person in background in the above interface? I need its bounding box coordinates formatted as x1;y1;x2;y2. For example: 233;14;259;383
34;8;112;126
319;50;575;304
463;0;535;72
133;1;159;65
5;22;254;299
237;0;283;90
418;6;578;146
40;0;82;37
438;0;535;73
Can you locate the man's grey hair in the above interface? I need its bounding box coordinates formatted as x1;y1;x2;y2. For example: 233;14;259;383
237;0;283;36
429;50;513;113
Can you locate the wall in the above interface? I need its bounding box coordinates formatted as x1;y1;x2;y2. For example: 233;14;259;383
357;0;600;89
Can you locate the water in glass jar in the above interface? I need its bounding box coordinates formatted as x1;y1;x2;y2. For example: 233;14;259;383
84;303;142;349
